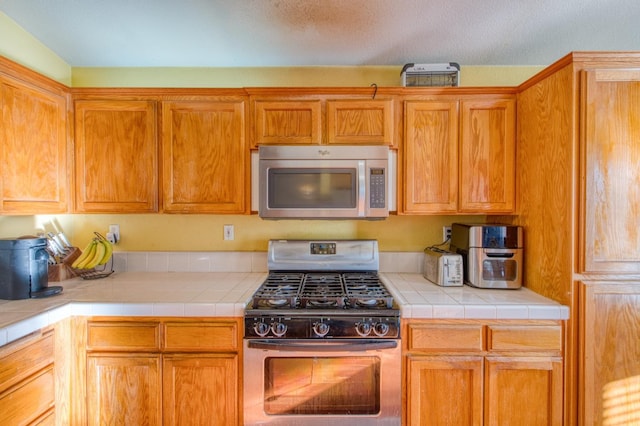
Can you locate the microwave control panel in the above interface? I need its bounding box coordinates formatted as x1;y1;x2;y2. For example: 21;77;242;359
369;168;386;208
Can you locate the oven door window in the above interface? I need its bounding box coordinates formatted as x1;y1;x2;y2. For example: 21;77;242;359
264;356;380;415
267;168;356;209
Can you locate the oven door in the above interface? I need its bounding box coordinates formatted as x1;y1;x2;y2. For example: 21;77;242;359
243;339;401;426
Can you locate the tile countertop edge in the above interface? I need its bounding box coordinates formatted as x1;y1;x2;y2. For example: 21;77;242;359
0;272;569;347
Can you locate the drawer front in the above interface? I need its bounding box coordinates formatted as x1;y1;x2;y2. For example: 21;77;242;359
408;324;484;352
164;321;239;352
0;366;55;425
0;333;54;394
87;322;161;352
487;325;562;352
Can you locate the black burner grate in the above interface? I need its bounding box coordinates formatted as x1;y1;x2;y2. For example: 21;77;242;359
250;271;395;310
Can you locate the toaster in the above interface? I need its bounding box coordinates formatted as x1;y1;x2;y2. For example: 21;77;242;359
423;247;463;287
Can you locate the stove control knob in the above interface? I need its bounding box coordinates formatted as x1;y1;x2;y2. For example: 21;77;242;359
253;321;270;337
271;322;288;337
313;322;330;337
355;321;372;337
373;322;390;337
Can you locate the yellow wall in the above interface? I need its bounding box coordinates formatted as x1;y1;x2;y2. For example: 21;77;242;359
0;12;71;85
0;214;485;253
71;65;542;88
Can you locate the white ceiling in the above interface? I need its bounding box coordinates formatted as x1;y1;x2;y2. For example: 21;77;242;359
1;0;638;68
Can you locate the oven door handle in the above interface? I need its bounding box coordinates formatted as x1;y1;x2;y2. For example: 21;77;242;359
247;339;398;352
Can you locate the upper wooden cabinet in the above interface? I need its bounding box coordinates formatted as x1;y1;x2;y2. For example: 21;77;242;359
74;99;158;213
326;99;393;145
253;100;322;145
581;69;640;273
401;95;516;214
459;98;516;213
249;89;396;147
403;100;459;213
0;73;69;214
161;98;248;214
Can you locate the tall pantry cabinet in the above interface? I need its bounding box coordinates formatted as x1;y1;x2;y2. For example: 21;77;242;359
509;52;640;426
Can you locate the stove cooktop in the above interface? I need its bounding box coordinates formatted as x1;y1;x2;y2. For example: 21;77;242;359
249;271;395;311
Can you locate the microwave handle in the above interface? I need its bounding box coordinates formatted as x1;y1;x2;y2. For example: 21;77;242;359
358;160;366;216
248;339;397;352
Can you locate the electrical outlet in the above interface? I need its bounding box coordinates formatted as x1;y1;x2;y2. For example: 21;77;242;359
443;226;452;241
223;224;234;241
107;224;120;244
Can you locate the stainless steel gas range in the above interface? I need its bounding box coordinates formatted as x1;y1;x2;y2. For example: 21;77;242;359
244;240;401;426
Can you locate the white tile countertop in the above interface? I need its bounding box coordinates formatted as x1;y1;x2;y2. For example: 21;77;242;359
0;270;568;348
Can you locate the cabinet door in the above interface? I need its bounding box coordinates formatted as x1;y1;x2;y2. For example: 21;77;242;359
459;98;515;213
163;354;238;426
407;355;483;426
403;101;458;213
484;356;563;426
252;100;322;146
581;69;640;273
86;354;161;426
326;99;393;145
579;281;640;426
0;77;68;213
162;100;247;213
74;100;158;212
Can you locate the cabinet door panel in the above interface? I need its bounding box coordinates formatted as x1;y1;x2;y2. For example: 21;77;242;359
326;99;393;145
485;356;563;426
162;100;247;213
74;100;158;212
579;281;640;426
407;355;483;426
253;100;321;146
459;99;515;213
0;366;55;425
403;101;458;213
582;69;640;272
163;354;238;426
0;78;68;213
86;355;161;426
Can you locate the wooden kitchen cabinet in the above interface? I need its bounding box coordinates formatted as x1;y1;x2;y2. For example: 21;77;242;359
83;318;241;426
510;52;640;426
403;100;458;213
249;89;396;147
86;354;162;426
161;98;248;213
163;354;238;425
404;321;563;426
0;329;56;425
326;99;394;145
74;99;158;212
401;95;515;214
0;60;69;214
459;98;515;213
580;68;640;273
253;99;322;145
578;281;640;426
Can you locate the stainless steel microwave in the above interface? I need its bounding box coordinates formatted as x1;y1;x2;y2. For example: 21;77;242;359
257;145;391;219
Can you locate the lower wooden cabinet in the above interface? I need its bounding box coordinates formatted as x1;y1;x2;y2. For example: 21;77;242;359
0;329;56;425
87;354;161;425
84;318;241;426
163;354;238;425
404;320;564;426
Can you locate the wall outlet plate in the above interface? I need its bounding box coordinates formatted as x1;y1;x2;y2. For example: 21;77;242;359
443;226;452;241
223;224;234;241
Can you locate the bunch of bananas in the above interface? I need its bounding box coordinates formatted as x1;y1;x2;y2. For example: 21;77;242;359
72;237;113;270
